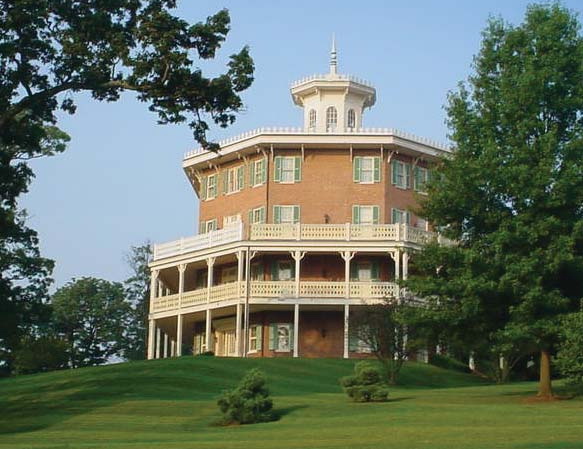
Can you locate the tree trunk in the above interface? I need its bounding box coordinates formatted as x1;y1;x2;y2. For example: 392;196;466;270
537;349;553;398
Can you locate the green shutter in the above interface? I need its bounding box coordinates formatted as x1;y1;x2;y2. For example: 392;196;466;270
294;157;301;182
371;261;380;281
413;166;421;191
200;177;207;200
274;156;282;182
352;205;360;224
238;166;244;190
391;161;398;185
373;157;380;182
273;206;281;224
405;211;411;225
372;206;380;224
262;158;267;183
269;324;277;350
256;325;263;351
248;209;253;224
249;162;255;186
353;157;361;182
405;163;411;189
271;261;278;281
293;206;300;224
350;261;358;281
199;221;205;234
391;208;397;224
260;207;265;223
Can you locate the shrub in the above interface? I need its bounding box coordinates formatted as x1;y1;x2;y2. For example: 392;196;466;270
217;368;275;425
556;312;583;385
340;361;390;402
12;336;69;375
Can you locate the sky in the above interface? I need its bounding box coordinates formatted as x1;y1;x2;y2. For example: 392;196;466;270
21;0;583;289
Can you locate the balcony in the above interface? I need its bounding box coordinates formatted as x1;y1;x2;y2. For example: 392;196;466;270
152;223;451;261
151;280;398;313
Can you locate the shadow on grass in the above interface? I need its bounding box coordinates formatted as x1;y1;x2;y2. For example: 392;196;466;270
273;404;309;420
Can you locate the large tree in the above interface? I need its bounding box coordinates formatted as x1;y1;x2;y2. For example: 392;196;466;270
406;4;583;398
51;277;129;367
0;1;254;370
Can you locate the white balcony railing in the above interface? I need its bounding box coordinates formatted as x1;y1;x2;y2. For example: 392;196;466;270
151;280;398;313
153;222;243;260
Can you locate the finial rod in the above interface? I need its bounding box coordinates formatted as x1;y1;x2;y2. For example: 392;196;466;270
330;33;337;75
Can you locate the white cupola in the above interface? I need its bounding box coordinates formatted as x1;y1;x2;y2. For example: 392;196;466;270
290;36;376;133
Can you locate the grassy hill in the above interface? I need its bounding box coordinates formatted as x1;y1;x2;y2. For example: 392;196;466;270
0;357;581;449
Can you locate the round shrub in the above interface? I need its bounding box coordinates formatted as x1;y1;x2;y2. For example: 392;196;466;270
340;361;390;402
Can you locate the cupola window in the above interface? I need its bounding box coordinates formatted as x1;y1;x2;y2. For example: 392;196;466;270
326;106;337;132
347;109;356;130
309;109;317;131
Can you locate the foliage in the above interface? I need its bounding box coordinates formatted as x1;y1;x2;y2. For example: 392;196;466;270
350;300;409;384
340;361;390;402
430;355;472;374
11;334;68;375
0;1;253;373
121;242;152;361
217;368;274;425
51;277;130;368
555;310;583;385
405;3;583;397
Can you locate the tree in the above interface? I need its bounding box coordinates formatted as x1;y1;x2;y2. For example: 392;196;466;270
351;300;409;384
51;277;130;368
12;334;69;375
555;309;583;385
0;1;254;371
121;242;152;361
406;4;583;398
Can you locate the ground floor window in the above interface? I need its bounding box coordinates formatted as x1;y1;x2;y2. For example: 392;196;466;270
248;325;263;352
268;323;293;352
349;331;372;353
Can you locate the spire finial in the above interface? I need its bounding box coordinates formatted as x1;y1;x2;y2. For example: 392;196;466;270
330;33;337;75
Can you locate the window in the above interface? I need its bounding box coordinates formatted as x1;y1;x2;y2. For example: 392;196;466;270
199;219;217;234
248;206;265;225
348;329;373;353
391;160;411;189
415;217;428;230
392;208;410;225
251;263;264;281
326;106;337;132
223;214;241;227
248;325;262;352
276;261;293;281
351;261;380;281
207;174;217;199
309;109;317;130
225;166;244;194
273;205;300;224
352;205;380;225
413;166;429;193
347;109;356;129
250;158;267;186
269;323;293;352
274;156;301;183
222;266;237;283
353;157;380;183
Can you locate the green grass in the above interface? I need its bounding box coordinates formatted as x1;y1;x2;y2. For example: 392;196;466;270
0;357;581;449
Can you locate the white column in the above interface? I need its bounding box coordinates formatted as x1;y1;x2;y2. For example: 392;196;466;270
341;251;355;298
402;252;409;280
170;340;175;357
178;264;186;307
147;319;156;360
155;327;161;359
149;270;159;313
236;250;244;282
205;308;212;352
163;333;168;358
343;304;350;359
206;257;215;303
293;303;299;358
235;302;242;357
176;314;183;357
395;250;401;281
291;251;305;298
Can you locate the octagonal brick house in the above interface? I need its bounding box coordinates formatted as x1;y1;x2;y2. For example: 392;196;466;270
147;41;451;360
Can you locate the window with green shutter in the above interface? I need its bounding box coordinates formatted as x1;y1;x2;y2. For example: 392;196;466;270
353;205;380;225
354;156;380;183
392;161;411;189
274;156;301;183
237;166;244;190
413;166;428;193
200;176;207;200
249;206;266;225
273;205;299;224
392;208;410;224
269;323;292;352
207;174;217;199
251;158;267;186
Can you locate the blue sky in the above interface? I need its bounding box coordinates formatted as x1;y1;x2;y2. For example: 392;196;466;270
21;1;583;288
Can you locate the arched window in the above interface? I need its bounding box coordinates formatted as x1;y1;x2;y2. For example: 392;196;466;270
326;106;337;132
309;109;317;130
347;109;356;130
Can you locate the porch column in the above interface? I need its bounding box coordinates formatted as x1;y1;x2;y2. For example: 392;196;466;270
291;251;306;298
402;252;409;280
147;319;156;360
343;304;350;359
293;303;299;358
163;333;168;358
149;269;159;314
394;250;401;281
205;308;212;352
176;314;183;357
155;327;161;359
170;340;175;357
206;257;215;303
235;302;242;357
178;264;186;307
340;251;355;298
236;250;244;283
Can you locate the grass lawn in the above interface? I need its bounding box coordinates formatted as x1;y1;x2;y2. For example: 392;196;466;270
0;357;581;449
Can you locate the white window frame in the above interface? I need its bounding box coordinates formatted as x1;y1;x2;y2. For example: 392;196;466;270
226;167;242;194
308;109;317;131
277;261;293;281
360;157;375;184
280;157;295;184
326;106;337;132
252;159;265;187
221;266;237;283
207;174;217;200
275;323;292;352
248;325;260;353
278;205;296;224
358;205;375;225
250;206;265;225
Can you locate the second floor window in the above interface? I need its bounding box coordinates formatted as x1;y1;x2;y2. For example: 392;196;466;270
249;206;265;225
326;106;337;132
309;109;317;130
274;156;301;183
353;156;380;183
199;218;218;234
273;205;300;224
413;166;429;193
250;158;267;186
226;166;245;194
207;174;217;199
352;205;380;225
392;208;410;225
392;160;411;189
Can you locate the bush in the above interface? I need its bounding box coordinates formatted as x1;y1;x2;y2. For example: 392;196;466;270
12;336;69;375
556;312;583;385
340;361;390;402
217;368;275;425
